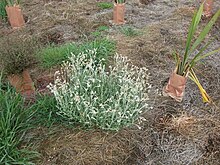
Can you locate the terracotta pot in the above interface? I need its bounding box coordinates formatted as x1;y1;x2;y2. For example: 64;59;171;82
113;3;125;25
8;70;35;102
163;71;187;102
5;5;25;28
203;0;213;18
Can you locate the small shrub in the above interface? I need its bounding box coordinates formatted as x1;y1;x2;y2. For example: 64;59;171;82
97;2;113;9
0;35;40;75
37;39;115;68
0;77;37;164
48;49;150;131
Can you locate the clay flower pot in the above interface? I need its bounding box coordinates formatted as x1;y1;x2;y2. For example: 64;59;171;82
203;0;213;18
113;2;125;25
163;71;187;102
5;5;25;28
8;70;35;102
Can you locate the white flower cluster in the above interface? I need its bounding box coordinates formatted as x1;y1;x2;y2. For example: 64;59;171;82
48;49;151;130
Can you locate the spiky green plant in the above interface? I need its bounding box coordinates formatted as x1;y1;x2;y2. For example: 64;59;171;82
0;74;37;164
173;4;219;103
173;4;220;77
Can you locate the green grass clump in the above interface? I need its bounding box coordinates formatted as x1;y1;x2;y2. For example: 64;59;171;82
37;43;75;68
91;26;110;37
97;26;109;31
0;0;7;20
37;39;116;68
97;2;113;9
120;26;140;37
0;78;37;164
30;95;62;128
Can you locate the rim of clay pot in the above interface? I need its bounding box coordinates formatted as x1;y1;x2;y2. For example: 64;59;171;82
173;67;189;78
5;4;21;8
172;72;187;79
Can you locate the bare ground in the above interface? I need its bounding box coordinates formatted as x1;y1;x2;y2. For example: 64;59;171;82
0;0;220;164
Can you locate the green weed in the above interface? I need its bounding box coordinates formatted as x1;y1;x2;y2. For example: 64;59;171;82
97;2;113;9
30;94;63;127
37;39;116;69
91;26;109;37
0;0;7;20
97;26;109;31
120;26;140;37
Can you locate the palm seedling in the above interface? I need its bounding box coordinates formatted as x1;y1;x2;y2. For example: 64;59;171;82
165;4;220;102
173;4;220;77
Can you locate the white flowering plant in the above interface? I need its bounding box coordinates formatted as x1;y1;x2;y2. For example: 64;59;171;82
48;49;150;131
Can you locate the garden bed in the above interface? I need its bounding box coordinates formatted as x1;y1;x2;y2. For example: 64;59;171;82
0;0;220;164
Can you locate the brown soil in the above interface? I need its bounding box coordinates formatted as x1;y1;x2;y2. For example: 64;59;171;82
1;0;220;164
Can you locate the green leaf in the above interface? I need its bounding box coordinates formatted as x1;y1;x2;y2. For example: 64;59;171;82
193;48;220;63
172;51;179;66
190;9;220;53
189;39;213;68
116;0;125;4
183;4;203;67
